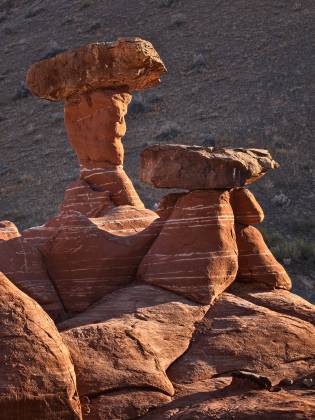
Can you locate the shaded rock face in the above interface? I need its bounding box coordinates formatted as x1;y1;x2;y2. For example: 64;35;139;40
1;38;314;419
40;209;161;314
26;37;167;101
0;225;65;320
236;224;292;290
60;285;208;400
140;144;279;190
138;190;238;304
0;272;81;420
230;187;264;225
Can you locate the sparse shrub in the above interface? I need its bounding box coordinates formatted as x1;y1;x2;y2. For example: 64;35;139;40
25;7;45;19
259;228;315;266
129;93;146;115
41;47;66;60
156;121;181;142
13;81;30;100
170;12;187;27
202;135;216;147
271;192;290;207
192;53;207;71
160;0;176;7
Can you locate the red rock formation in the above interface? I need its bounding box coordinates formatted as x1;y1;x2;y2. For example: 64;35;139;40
59;179;115;217
0;232;65;320
0;38;312;420
0;220;20;240
26;38;166;101
41;209;161;313
230;187;264;224
141;144;279;190
79;162;144;208
64;89;131;166
236;223;292;290
59;284;207;413
138;190;238;304
0;272;82;419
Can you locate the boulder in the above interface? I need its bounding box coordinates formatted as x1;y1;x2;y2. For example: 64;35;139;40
230;187;264;224
0;236;65;321
140;144;279;190
26;38;167;101
236;224;292;289
0;221;20;241
42;208;161;313
138;190;238;304
0;272;81;419
59;179;115;217
59;285;207;400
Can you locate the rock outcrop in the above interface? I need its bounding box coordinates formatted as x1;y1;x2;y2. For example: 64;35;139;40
0;272;81;419
138;190;238;304
141;144;279;189
0;38;314;419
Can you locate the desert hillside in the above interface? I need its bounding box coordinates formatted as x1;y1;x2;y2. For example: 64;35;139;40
0;0;314;300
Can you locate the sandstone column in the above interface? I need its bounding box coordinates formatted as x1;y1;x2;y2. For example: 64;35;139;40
26;38;167;213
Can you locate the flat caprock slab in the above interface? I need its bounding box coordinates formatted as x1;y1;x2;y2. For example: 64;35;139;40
140;144;279;190
26;38;167;101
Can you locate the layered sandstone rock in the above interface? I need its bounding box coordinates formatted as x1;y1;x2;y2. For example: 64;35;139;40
140;144;279;189
236;224;292;290
138;190;238;304
41;209;161;313
59;179;114;217
79;162;144;208
0;231;65;320
0;272;81;419
230;187;264;224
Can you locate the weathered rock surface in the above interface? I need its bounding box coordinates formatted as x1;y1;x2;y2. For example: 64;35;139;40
230;187;264;224
236;224;292;290
0;272;81;419
167;291;315;387
84;389;171;420
0;221;20;241
138;190;238;304
59;179;115;217
142;388;315;419
80;162;145;208
26;38;167;101
155;192;186;220
59;285;208;403
64;89;131;166
0;235;65;320
42;209;161;313
141;144;279;189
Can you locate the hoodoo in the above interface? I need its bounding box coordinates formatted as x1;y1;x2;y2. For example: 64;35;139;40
0;39;314;419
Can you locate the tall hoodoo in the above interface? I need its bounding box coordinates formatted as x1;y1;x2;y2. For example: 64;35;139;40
26;38;167;210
